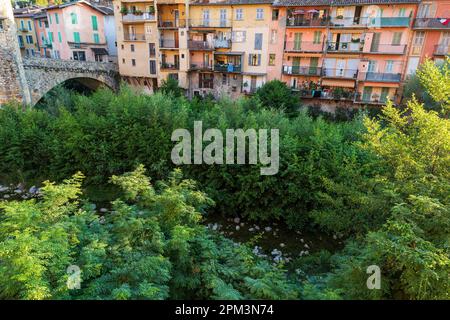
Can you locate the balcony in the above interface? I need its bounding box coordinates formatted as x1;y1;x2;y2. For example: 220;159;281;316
327;41;362;53
329;16;367;28
284;41;324;53
214;39;231;49
123;33;146;41
414;18;450;30
160;39;178;49
366;44;407;55
282;65;322;76
188;40;213;50
158;19;186;28
122;12;156;23
363;72;401;82
434;44;450;56
189;19;231;28
214;64;242;73
285;17;329;28
189;63;213;71
160;62;179;70
322;68;358;79
377;17;411;27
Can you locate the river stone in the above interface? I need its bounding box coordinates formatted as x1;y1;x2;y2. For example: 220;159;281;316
233;217;240;224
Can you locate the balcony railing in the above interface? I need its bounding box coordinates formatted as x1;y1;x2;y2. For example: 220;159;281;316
282;65;322;76
158;19;186;28
327;41;362;53
329;16;410;28
284;41;324;52
190;63;213;71
123;33;146;41
366;44;407;54
286;17;329;27
189;19;231;28
160;39;178;48
364;72;401;82
354;93;390;104
414;18;450;30
322;68;358;79
329;16;367;27
214;39;231;49
160;62;179;70
434;44;450;56
214;64;242;73
122;12;155;23
377;17;411;27
188;40;213;50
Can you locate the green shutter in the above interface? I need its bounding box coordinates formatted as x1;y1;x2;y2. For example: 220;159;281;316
313;31;321;44
55;13;59;24
91;16;98;31
392;32;402;45
71;13;77;24
48;32;53;43
93;33;100;43
58;32;62;43
74;32;80;43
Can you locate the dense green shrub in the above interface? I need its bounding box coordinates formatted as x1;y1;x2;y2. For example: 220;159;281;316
254;80;301;114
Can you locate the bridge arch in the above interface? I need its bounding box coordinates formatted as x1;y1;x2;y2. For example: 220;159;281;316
22;58;119;106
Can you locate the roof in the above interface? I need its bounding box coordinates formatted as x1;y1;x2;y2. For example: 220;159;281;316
47;0;113;15
190;0;273;5
272;0;421;6
13;6;43;18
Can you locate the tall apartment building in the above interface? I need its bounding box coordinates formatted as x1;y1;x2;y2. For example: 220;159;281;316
113;0;448;107
14;6;42;57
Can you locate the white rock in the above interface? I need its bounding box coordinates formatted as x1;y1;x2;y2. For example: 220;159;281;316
249;228;255;232
99;208;108;213
233;217;240;224
300;238;304;243
240;222;244;227
254;225;260;230
333;234;337;240
3;194;10;199
264;226;272;232
304;244;309;249
14;189;22;194
29;186;37;194
212;223;218;231
235;225;240;231
280;243;285;248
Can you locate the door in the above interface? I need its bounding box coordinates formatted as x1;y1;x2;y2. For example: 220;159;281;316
309;57;319;75
362;86;372;101
336;59;346;76
174;10;179;27
292;57;300;74
203;53;210;68
174;55;180;68
354;6;362;24
294;33;302;50
175;32;179;48
380;87;389;103
371;33;381;52
250;76;257;92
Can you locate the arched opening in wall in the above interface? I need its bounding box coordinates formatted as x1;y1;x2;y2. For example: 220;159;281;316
34;77;112;114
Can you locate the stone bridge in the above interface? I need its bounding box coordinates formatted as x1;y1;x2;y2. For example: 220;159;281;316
23;57;119;105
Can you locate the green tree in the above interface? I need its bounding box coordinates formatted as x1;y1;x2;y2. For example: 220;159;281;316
255;80;300;114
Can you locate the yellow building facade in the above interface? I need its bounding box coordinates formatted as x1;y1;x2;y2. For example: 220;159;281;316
14;8;41;57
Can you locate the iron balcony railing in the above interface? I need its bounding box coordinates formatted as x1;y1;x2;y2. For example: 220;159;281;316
160;62;179;70
160;39;178;48
363;72;401;82
158;19;186;28
214;64;242;73
284;41;324;52
123;33;146;41
286;17;329;27
366;44;407;54
214;39;231;48
190;63;213;71
329;16;367;27
189;19;232;28
282;65;322;76
188;40;213;50
414;18;450;29
434;44;450;55
354;93;390;104
327;41;362;53
122;12;156;23
322;68;358;79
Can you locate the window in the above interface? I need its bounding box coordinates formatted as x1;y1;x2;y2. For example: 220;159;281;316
385;60;394;73
232;31;246;42
121;44;124;49
27;20;32;31
392;32;402;45
73;51;86;61
248;54;261;66
270;29;277;44
39;20;42;28
91;16;98;31
0;20;3;31
269;54;275;66
418;3;431;18
73;32;80;43
122;58;125;64
49;15;52;24
131;44;135;52
55;13;59;24
398;8;406;17
220;9;227;27
48;32;53;43
20;20;25;30
26;35;33;44
254;33;262;50
336;7;345;18
414;31;425;45
149;43;156;56
202;9;210;26
199;73;214;89
149;60;156;74
132;59;136;66
18;35;24;46
93;33;100;44
58;32;62;43
236;8;243;21
313;31;322;44
272;9;279;21
256;8;264;20
368;60;377;72
71;13;78;24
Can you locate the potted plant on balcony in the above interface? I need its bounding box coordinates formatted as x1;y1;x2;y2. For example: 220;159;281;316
371;93;380;103
120;6;128;15
149;6;155;15
135;9;143;15
336;15;344;19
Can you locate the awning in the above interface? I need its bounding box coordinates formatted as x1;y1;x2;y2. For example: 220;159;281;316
91;48;109;55
362;81;400;88
321;79;355;88
308;9;319;13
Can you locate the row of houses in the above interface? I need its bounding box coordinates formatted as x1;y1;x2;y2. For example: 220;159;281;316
14;1;117;62
13;0;450;107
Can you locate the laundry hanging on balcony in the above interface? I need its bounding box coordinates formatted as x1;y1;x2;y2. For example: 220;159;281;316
439;18;450;26
293;10;305;15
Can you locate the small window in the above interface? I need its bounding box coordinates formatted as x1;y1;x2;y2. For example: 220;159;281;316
131;44;135;52
93;33;100;44
272;9;279;21
254;33;263;50
392;32;402;45
248;54;261;66
121;44;124;49
398;8;406;17
55;13;59;24
27;20;32;31
132;59;136;66
71;13;78;24
336;7;345;18
236;8;243;20
122;58;125;64
269;54;275;66
313;31;322;44
256;8;264;20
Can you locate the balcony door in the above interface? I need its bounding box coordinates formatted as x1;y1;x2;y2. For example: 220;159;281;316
174;10;179;27
292;57;300;74
336;59;346;77
362;87;372;101
174;55;180;68
309;57;318;75
371;33;381;52
203;53;210;68
293;33;302;50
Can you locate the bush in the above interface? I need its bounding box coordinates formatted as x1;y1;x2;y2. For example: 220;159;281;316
255;80;301;114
